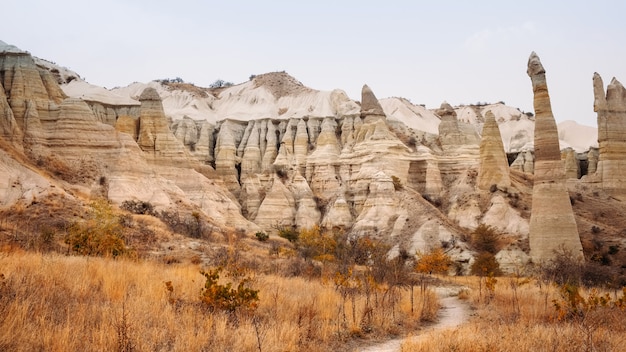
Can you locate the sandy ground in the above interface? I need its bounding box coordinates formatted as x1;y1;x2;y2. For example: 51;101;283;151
357;287;471;352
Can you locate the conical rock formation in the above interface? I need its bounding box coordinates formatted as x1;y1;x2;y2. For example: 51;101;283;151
477;111;511;190
527;52;583;263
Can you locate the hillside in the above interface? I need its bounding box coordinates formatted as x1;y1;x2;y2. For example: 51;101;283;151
0;40;625;278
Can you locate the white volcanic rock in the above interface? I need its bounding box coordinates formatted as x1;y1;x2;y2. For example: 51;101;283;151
510;150;534;174
352;170;403;237
408;219;455;254
255;177;296;230
214;120;246;193
558;120;598;153
261;120;278;172
240;120;263;180
448;198;481;230
172;117;199;149
321;196;353;229
291;174;321;229
0;147;66;206
481;195;529;235
62;80;139;106
381;97;441;135
496;248;531;274
240;176;263;220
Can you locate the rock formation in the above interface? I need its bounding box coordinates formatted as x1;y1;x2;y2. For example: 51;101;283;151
510;150;534;174
587;147;599;174
526;52;583;263
437;102;464;148
437;102;480;149
561;148;580;179
136;88;191;167
477;111;511;190
593;73;626;197
360;84;386;122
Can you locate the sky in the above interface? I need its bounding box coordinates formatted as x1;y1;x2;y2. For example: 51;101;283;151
2;0;625;127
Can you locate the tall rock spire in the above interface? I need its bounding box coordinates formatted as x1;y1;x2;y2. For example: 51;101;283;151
477;111;510;190
527;52;583;262
593;73;626;197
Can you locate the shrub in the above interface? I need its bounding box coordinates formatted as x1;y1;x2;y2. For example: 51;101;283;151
158;210;204;238
121;200;156;216
64;199;129;257
255;232;269;242
297;226;337;262
470;252;502;276
199;267;259;313
277;226;299;243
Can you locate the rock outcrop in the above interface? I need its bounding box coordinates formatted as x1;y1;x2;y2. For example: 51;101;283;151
136;88;191;167
437;102;480;149
593;73;626;197
561;148;580;179
526;52;583;263
510;150;534;174
477;111;511;191
360;84;386;122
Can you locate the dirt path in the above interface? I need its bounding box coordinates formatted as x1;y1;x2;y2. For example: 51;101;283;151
357;287;471;352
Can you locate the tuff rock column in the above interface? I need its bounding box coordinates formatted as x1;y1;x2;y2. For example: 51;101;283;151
527;52;583;263
593;73;626;197
477;111;511;190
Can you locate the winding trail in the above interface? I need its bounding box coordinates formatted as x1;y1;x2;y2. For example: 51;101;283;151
357;287;471;352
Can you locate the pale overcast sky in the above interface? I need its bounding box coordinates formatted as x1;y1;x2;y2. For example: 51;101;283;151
2;0;625;126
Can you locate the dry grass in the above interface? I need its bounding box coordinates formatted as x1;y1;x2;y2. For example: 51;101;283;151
0;251;437;352
402;276;626;352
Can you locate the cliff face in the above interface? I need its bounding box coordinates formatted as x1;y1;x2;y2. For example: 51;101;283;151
526;52;583;263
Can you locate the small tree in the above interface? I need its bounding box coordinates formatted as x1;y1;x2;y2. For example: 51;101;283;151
65;199;128;257
414;248;452;316
199;267;259;314
470;252;502;277
416;248;452;275
470;224;500;254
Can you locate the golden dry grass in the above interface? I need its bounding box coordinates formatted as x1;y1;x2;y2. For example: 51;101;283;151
0;251;436;352
402;276;626;352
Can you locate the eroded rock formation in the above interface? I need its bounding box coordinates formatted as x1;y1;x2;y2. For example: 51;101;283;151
477;111;511;191
527;52;583;262
593;73;626;197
